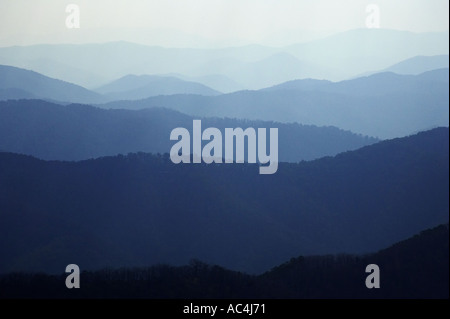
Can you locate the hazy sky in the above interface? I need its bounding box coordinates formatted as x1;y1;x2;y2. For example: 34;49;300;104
0;0;448;47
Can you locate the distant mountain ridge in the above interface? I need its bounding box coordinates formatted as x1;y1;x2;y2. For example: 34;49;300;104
0;64;104;104
286;29;449;80
0;65;223;103
0;64;448;140
103;69;449;139
0;99;377;162
0;29;447;89
360;54;449;77
266;68;449;97
0;61;448;140
165;73;244;93
95;74;221;100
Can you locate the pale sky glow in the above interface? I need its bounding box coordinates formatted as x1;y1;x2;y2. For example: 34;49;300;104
0;0;448;47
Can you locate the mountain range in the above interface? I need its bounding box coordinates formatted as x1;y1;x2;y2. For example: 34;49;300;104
1;65;447;140
94;74;221;99
0;65;223;103
0;29;447;89
0;24;448;300
285;29;449;81
264;68;449;96
360;54;449;77
0;99;377;162
0;65;104;104
1;61;447;140
0;127;447;274
103;69;449;139
1;223;448;299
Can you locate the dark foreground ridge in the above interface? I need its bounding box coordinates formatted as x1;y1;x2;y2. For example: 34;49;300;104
0;223;448;299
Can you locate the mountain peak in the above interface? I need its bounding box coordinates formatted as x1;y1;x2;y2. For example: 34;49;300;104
0;64;104;104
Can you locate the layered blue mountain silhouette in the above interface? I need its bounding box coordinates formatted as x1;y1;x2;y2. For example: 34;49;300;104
103;69;449;139
2;63;447;139
0;27;448;298
0;128;447;274
0;29;447;88
0;100;376;162
0;65;221;103
1;223;448;298
0;65;104;104
95;74;221;100
361;54;449;77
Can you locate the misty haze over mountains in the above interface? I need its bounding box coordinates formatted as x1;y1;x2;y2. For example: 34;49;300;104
0;28;448;142
0;29;447;89
359;54;449;77
0;100;377;162
0;65;104;104
0;25;448;298
101;69;448;139
95;74;221;100
0;64;448;139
